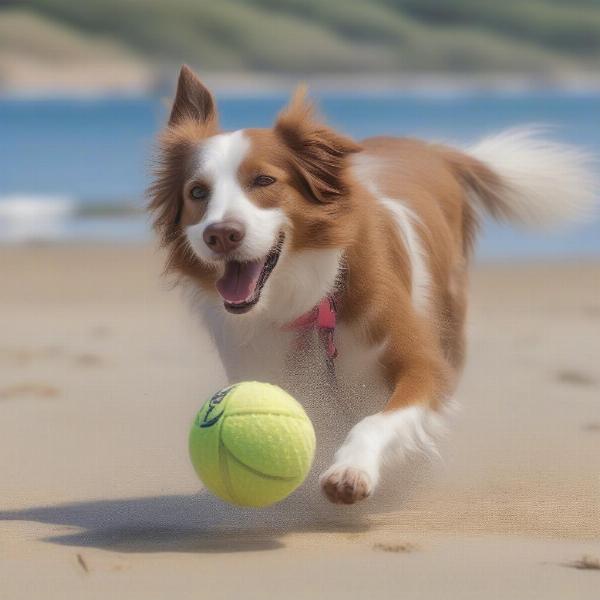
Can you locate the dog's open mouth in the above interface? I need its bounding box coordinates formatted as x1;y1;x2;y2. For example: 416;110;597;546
216;233;285;314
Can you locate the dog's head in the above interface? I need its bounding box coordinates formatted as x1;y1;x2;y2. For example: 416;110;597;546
150;65;361;321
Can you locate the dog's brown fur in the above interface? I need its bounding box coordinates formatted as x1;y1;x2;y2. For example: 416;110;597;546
148;65;595;505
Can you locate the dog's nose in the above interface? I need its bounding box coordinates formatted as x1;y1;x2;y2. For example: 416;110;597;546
203;221;245;254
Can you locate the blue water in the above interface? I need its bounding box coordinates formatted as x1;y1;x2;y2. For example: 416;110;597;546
1;91;599;258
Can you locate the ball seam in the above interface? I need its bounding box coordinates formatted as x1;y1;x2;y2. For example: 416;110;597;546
218;438;239;504
221;443;302;483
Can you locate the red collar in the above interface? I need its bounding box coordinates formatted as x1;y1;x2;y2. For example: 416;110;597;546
282;296;338;361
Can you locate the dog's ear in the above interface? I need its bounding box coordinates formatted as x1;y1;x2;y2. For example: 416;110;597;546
169;65;218;127
275;86;361;203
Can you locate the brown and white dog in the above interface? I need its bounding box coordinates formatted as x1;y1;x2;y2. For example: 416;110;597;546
150;65;595;505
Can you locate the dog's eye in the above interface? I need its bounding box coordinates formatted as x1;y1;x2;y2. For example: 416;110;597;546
190;185;209;201
253;175;276;187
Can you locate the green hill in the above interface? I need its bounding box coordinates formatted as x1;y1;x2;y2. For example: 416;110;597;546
5;0;600;74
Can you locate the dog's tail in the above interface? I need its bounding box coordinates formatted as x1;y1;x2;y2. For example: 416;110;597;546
447;127;597;228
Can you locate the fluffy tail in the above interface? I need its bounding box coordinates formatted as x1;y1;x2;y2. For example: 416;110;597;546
451;128;597;228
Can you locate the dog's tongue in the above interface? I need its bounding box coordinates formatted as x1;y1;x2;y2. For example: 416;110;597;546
216;260;264;304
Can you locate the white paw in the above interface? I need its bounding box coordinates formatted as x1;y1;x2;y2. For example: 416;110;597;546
319;465;373;505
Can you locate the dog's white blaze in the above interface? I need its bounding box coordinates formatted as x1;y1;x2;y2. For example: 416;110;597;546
379;197;430;314
352;155;431;314
186;130;285;263
321;405;443;489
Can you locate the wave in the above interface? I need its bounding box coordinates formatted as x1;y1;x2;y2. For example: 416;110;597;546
0;194;147;243
0;194;77;220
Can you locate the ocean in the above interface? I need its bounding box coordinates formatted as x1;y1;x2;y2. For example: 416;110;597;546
1;90;599;259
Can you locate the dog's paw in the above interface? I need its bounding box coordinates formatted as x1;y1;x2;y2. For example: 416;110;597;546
319;465;373;505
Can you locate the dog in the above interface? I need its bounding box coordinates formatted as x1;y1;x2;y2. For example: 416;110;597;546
149;65;595;505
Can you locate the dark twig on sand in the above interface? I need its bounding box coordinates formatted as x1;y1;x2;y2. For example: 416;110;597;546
372;542;419;554
76;553;90;573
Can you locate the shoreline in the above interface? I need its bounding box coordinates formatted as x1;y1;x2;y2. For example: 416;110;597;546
4;71;600;99
2;240;600;264
2;206;599;260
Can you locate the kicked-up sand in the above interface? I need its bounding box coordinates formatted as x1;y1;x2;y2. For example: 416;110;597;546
0;244;599;599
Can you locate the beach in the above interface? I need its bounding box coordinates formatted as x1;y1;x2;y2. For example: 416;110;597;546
1;244;599;599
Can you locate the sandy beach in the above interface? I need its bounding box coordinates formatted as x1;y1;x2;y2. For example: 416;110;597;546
1;244;599;599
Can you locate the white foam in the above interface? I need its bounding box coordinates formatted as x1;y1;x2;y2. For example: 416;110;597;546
0;194;76;242
0;194;76;220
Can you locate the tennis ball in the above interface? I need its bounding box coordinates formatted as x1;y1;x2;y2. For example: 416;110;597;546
189;381;316;507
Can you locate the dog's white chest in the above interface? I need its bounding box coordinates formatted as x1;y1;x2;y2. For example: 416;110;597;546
213;319;389;419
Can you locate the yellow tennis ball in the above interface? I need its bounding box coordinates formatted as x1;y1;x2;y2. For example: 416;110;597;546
189;382;316;507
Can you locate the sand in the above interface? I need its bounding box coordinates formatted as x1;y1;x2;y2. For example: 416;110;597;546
1;244;599;599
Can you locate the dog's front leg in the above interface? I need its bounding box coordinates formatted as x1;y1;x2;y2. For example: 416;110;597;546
320;347;448;505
